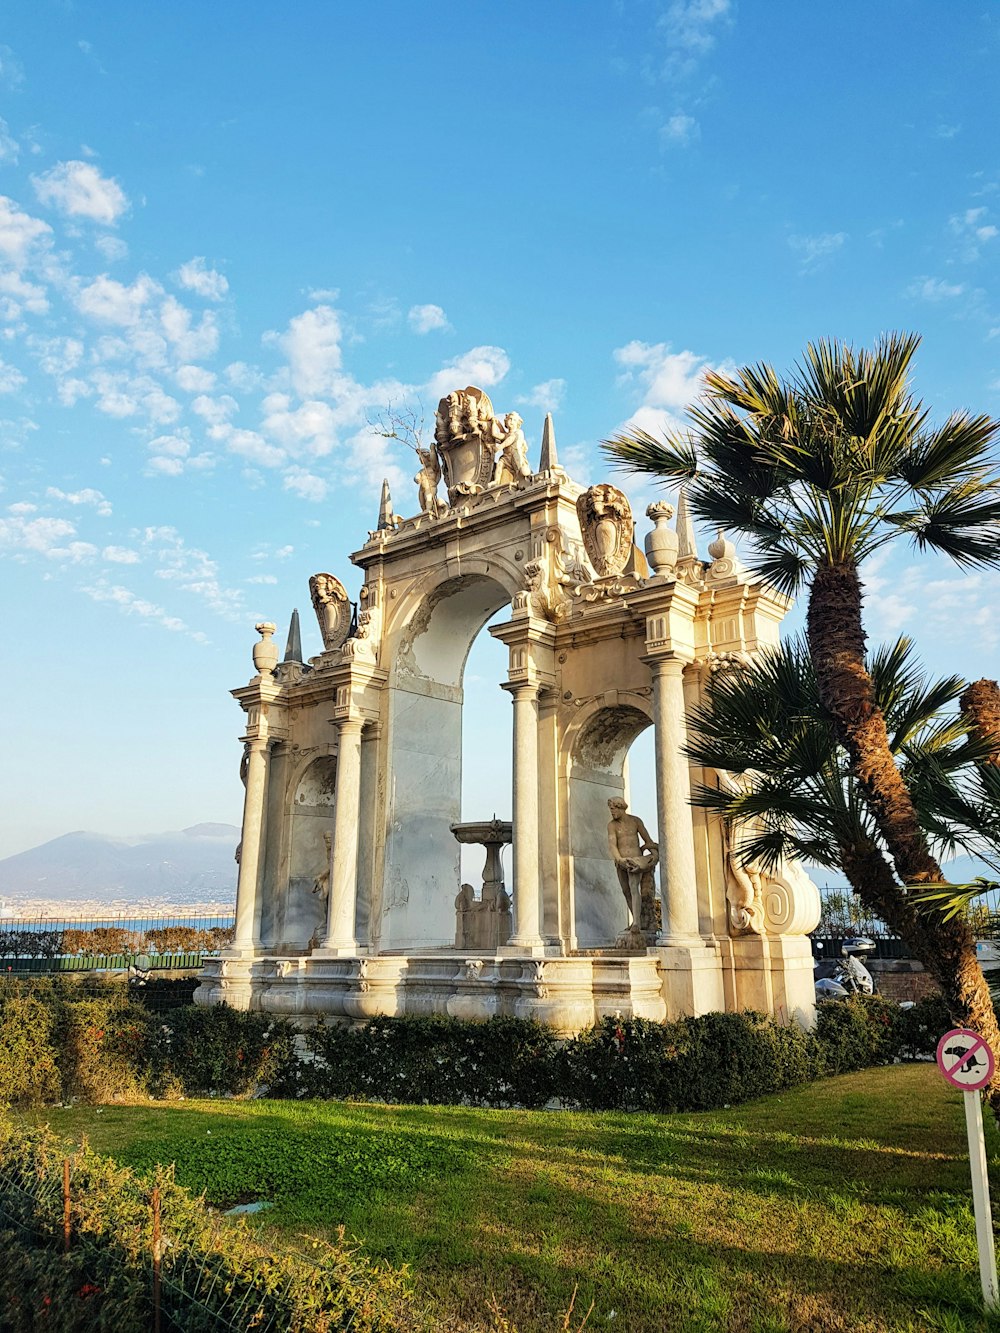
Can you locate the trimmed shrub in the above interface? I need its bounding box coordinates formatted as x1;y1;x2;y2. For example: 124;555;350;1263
814;994;903;1073
559;1011;822;1113
302;1014;560;1108
158;1004;300;1096
897;992;953;1059
56;999;156;1104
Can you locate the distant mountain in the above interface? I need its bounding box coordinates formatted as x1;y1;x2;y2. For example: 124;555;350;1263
0;824;241;906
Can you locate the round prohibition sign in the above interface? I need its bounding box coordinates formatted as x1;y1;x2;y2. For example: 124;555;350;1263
937;1028;996;1092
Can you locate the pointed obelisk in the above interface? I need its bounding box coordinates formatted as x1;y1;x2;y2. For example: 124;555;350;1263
283;608;303;663
538;412;561;473
675;486;702;581
377;478;395;531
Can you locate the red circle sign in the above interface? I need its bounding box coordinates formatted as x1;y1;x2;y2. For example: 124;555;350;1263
936;1028;995;1091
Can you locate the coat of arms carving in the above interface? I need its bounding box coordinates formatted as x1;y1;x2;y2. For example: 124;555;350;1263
576;484;634;577
434;386;502;504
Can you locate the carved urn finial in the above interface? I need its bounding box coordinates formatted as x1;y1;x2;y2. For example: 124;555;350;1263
644;501;678;576
253;622;278;678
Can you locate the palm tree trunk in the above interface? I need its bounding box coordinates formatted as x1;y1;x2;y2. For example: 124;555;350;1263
806;558;1000;1106
841;840;1000;1115
806;559;943;886
961;678;1000;766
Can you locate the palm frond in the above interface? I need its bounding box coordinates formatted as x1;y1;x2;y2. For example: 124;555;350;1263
888;479;1000;568
601;428;697;481
898;412;1000;490
910;878;1000;922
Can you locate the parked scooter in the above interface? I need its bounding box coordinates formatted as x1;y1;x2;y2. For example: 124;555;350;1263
814;936;877;1002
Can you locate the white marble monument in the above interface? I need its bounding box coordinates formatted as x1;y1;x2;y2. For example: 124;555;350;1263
196;387;820;1032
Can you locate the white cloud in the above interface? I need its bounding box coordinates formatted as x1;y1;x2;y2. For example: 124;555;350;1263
906;276;965;301
94;234;128;263
660;113;699;147
260;393;336;457
408;303;451;334
269;305;343;397
32;160;128;225
662;0;732;55
159;296;219;361
788;231;847;271
0;271;48;318
191;393;237;427
426;345;511;401
0;118;18;165
45;486;112;516
519;378;566;412
7;501;36;515
75;273;161;326
247;574;278;584
0;357;26;393
176;256;229;301
102;545;140;563
175;364;217;393
283;467;329;502
0;196;52;266
225;427;286;468
613;340;725;440
0;46;24;93
81;580;193;634
948;206;998;261
0;514;78;557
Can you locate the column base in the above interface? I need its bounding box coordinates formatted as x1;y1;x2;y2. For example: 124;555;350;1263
649;940;725;1019
220;943;261;960
312;942;362;958
499;937;551;957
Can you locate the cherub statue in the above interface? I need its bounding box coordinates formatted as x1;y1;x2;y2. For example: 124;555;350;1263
492;412;532;485
415;445;445;517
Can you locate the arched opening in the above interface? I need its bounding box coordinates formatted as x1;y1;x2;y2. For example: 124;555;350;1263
460;611;512;885
568;704;657;948
380;571;515;949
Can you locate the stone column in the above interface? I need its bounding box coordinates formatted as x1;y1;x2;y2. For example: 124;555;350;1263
650;658;701;942
507;682;545;950
322;717;364;953
233;738;270;951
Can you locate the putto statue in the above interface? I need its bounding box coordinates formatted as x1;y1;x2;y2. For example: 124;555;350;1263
577;484;634;577
492;411;532;485
308;572;352;652
414;445;445;518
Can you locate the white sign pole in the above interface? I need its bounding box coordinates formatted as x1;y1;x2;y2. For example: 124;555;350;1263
964;1089;999;1310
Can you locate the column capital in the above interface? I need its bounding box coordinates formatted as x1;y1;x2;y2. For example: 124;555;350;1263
332;715;366;736
642;652;694;677
501;679;540;701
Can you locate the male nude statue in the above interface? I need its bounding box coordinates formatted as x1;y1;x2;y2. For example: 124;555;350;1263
607;798;661;939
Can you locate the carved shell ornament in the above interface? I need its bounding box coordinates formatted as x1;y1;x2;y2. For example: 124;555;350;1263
576;484;634;577
308;572;352;651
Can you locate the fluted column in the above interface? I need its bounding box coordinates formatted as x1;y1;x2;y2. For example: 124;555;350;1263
322;717;364;952
233;738;270;951
506;682;544;949
650;658;701;942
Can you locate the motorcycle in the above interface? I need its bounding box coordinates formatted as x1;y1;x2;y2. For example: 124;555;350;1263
814;936;877;1002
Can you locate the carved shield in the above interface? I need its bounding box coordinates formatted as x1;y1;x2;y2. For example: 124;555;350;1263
576;484;634;577
435;386;497;502
308;572;352;651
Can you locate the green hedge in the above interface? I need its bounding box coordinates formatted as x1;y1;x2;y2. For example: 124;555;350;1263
0;982;954;1114
0;1115;411;1332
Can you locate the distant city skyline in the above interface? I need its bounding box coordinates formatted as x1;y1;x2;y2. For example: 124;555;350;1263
1;2;999;857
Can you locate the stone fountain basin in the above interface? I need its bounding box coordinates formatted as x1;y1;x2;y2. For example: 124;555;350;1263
450;820;512;844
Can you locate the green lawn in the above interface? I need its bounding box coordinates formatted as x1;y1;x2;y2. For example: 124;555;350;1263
23;1065;1000;1333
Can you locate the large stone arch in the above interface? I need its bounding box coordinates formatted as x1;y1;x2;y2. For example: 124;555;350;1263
377;559;522;949
564;699;653;947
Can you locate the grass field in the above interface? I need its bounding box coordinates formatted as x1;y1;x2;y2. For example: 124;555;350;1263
23;1065;1000;1333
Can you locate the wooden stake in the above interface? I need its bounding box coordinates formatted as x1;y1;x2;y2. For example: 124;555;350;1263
151;1185;161;1333
62;1158;70;1253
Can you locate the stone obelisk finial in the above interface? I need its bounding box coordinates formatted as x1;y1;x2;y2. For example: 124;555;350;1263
283;608;303;663
539;413;561;472
674;486;703;583
377;479;395;531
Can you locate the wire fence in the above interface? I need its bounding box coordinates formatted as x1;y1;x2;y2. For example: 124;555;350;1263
0;913;234;974
0;1135;391;1332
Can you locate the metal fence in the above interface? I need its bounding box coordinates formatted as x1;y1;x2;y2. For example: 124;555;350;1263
815;884;1000;941
0;913;234;974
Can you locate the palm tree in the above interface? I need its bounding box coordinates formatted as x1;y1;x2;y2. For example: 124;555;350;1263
604;334;1000;1053
606;334;1000;889
687;639;1000;1103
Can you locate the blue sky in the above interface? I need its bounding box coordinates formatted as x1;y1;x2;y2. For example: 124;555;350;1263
1;1;999;860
